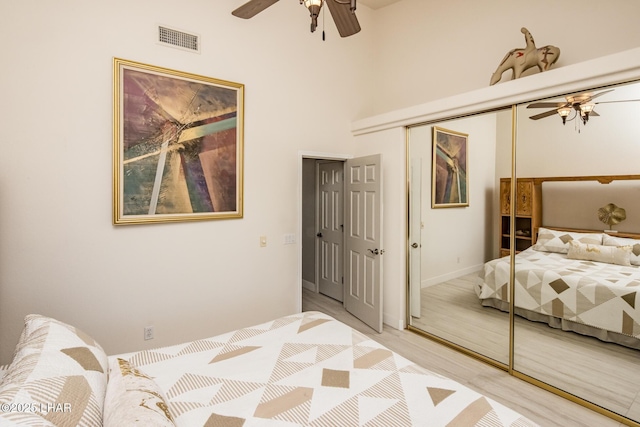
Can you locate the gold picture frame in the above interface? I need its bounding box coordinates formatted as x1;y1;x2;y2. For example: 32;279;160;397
113;58;244;225
432;126;469;208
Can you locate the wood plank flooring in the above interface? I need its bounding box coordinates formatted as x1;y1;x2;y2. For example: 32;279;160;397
413;272;640;422
412;274;510;363
302;287;627;427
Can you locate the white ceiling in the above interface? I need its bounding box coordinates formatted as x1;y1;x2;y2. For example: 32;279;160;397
358;0;403;10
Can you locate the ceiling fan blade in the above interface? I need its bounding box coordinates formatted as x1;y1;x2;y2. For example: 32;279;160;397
232;0;279;19
325;0;361;37
596;99;640;104
584;89;614;102
527;102;567;109
529;109;561;120
589;111;600;117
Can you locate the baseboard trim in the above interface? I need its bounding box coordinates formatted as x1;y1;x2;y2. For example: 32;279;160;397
384;313;405;330
422;264;483;288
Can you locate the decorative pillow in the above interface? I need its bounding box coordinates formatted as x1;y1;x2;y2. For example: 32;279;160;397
567;240;632;266
533;227;603;254
602;234;640;266
0;314;107;427
103;358;175;427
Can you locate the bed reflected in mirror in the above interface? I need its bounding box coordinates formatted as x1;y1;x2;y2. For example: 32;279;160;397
407;108;512;365
511;79;640;423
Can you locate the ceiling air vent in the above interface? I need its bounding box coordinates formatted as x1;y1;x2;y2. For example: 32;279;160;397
158;25;200;53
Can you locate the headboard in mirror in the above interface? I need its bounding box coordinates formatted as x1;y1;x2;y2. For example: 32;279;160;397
537;175;640;233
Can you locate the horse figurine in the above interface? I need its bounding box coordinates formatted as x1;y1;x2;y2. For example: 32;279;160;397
490;27;560;85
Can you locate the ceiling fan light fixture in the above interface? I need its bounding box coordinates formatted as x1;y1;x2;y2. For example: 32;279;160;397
580;103;595;124
580;103;595;113
302;0;323;32
528;88;640;133
557;106;571;125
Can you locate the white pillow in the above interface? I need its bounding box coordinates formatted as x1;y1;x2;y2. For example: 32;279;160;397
533;227;603;254
0;314;108;427
602;234;640;266
567;240;632;266
104;358;175;427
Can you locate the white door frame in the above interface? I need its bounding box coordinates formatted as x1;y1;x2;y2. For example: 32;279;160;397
296;151;353;313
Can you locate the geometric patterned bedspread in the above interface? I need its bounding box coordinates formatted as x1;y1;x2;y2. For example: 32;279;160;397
477;248;640;339
112;311;537;426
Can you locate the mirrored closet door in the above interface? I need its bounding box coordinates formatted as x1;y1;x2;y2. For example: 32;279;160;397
407;79;640;425
407;108;513;366
512;79;640;424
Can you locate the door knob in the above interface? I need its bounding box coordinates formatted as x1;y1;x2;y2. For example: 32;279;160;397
411;243;419;248
368;248;380;255
316;232;323;238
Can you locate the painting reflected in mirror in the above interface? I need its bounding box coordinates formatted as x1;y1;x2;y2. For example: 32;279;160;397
431;126;469;208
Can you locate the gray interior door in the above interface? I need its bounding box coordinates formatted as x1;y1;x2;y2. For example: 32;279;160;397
317;161;344;302
344;154;383;333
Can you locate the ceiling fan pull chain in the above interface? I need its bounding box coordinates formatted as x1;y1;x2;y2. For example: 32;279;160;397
322;4;325;41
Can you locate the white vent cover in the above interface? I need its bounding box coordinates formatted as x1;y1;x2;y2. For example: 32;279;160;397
158;25;200;53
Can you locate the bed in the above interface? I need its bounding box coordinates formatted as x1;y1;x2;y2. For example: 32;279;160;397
476;227;640;350
0;311;538;426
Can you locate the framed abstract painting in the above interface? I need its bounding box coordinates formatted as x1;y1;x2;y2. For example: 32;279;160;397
432;126;469;208
113;58;244;225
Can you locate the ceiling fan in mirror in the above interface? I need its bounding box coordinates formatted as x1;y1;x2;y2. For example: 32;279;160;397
232;0;360;38
527;88;640;127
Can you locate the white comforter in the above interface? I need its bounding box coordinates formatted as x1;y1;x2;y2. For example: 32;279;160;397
113;311;537;426
477;248;640;339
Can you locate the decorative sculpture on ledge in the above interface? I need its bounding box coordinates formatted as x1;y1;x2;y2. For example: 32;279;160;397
490;27;560;86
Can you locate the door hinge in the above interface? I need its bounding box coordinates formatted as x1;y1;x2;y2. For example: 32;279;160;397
341;276;344;284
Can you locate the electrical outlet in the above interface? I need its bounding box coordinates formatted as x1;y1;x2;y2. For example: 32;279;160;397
144;326;154;340
283;234;295;245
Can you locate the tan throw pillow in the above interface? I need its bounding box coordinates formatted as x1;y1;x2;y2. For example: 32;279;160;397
567;240;632;266
602;234;640;266
533;227;603;254
103;358;175;427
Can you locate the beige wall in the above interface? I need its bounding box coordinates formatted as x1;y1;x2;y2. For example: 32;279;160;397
365;0;640;117
1;0;639;364
0;0;375;364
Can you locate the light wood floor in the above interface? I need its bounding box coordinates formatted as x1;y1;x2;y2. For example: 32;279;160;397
412;274;510;363
302;288;628;427
413;273;640;422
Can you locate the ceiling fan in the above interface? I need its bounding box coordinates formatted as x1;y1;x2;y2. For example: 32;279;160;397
527;88;640;126
232;0;361;38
